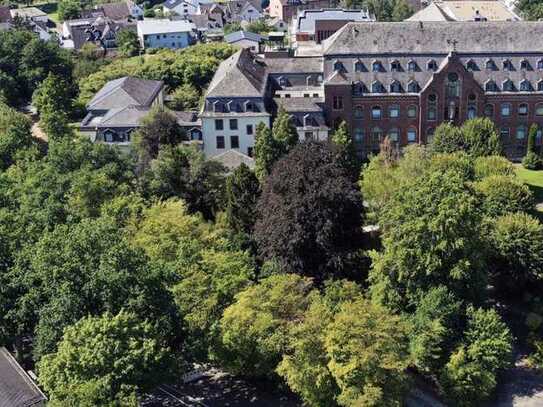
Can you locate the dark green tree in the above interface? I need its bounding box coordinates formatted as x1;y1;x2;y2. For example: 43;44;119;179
57;0;81;21
331;120;359;178
116;29;141;57
523;124;541;169
225;163;260;234
254;122;281;181
272;107;298;152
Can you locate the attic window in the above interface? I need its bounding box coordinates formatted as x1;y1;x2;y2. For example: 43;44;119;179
538;59;543;70
427;59;438;71
485;59;497;70
407;60;418;72
354;60;365;72
521;59;531;70
502;79;515;92
485;80;498;92
503;59;514;71
333;60;344;72
390;60;401;72
353;82;365;96
407;81;419;93
372;60;382;72
520;79;532;91
390;80;402;93
466;59;477;71
371;81;385;93
538;80;543;91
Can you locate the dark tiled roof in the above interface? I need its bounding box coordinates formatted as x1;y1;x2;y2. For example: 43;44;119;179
323;21;543;55
212;149;255;170
274;96;324;112
173;110;201;126
206;49;267;98
185;13;223;30
98;105;150;127
88;76;163;109
264;56;323;73
69;17;135;50
0;6;11;23
224;30;264;43
100;1;130;20
0;348;46;407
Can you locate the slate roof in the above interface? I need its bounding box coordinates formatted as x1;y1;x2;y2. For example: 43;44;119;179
10;7;46;19
295;8;374;34
100;1;131;20
323;21;543;55
173;110;201;126
0;348;46;407
206;49;267;98
264;56;323;73
69;18;135;50
224;30;264;43
212;149;255;170
0;6;12;23
185;13;223;30
97;105;150;127
87;76;163;110
163;0;185;9
274;96;323;112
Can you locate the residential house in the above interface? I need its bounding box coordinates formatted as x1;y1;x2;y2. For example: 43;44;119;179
137;19;195;49
274;97;329;141
60;17;136;50
0;347;47;407
225;30;266;53
269;0;332;22
80;76;164;147
99;0;144;20
162;0;214;17
406;0;521;21
293;8;374;44
10;7;48;23
198;0;263;24
268;16;288;31
321;21;543;159
173;110;203;141
183;13;224;37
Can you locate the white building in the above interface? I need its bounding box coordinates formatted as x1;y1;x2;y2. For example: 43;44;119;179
137;19;195;49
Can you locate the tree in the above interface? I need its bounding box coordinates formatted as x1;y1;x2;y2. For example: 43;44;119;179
38;311;174;406
473;155;514;179
440;306;513;406
0;102;35;170
169;83;200;111
272;107;298;152
474;175;534;217
430;122;464;154
254;141;364;280
116;29;141;57
57;0;81;21
523;124;541;169
254;122;281;181
32;73;76;115
460;118;502;157
488;212;543;291
324;298;411;407
391;0;413;20
225;163;260;234
369;170;486;311
223;22;242;34
245;19;272;34
220;274;316;377
331;120;359;178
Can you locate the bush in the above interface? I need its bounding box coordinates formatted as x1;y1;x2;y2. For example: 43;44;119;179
526;312;543;332
523;151;542;170
474;175;534;217
474;155;514;179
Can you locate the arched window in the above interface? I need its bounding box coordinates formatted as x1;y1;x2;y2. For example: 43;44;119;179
485;80;498;92
388;127;399;142
519;103;529;116
407;105;417;118
485;59;496;70
501;103;512;117
407;60;418;72
503;59;514;71
390;60;401;72
427;93;437;121
426;127;435;143
372;60;382;72
466;59;477;71
353;81;366;96
371;127;382;143
521;59;530;70
517;125;527;140
503;79;515;92
446;72;460;97
390;80;402;93
520;79;532;91
388;105;400;118
354;128;364;142
538;80;543;91
483;104;494;117
427;59;438;71
354;60;365;72
371;106;382;120
538;59;543;70
407;80;419;93
103;129;117;143
354;106;363;118
407;127;417;143
371;81;385;93
537;103;543;116
467;104;477;119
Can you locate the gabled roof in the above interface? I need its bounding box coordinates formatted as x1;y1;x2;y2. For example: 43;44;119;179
10;7;46;19
100;1;131;20
274;96;324;112
224;30;264;43
206;49;267;98
295;8;374;34
0;347;47;407
212;149;255;170
87;76;163;110
323;21;543;55
406;1;520;22
98;105;150;127
136;19;195;35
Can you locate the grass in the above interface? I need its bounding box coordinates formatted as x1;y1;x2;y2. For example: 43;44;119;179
516;166;543;203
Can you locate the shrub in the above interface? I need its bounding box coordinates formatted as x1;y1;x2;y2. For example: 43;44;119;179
523;151;542;170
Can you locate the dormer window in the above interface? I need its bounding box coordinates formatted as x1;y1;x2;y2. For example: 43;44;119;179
353;81;366;96
333;60;344;72
538;59;543;70
371;81;385;93
390;60;401;72
407;80;419;93
503;79;515;92
485;59;497;70
485;80;498;92
354;60;366;72
372;60;382;72
213;100;225;112
407;60;418;72
520;79;532;91
503;59;514;71
538;80;543;91
390;80;402;93
278;76;288;87
466;59;477;71
521;59;531;70
427;59;438;71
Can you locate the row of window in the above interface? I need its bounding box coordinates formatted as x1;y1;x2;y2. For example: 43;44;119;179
216;135;240;149
215;119;253;134
333;57;543;74
485;103;543;118
350;104;418;120
485;79;543;92
352;127;418;143
212;100;259;113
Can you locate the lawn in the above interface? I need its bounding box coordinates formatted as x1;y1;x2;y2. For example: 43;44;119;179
515;165;543;211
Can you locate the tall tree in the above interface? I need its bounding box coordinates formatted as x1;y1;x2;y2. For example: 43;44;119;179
116;29;141;57
254;122;280;181
272;107;298;152
255;141;364;280
331;120;359;178
225;163;260;234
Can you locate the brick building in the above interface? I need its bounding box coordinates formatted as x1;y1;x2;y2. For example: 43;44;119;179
322;21;543;159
